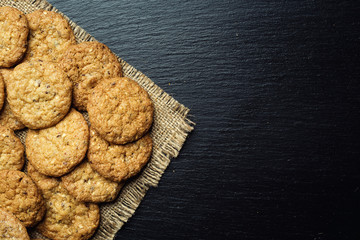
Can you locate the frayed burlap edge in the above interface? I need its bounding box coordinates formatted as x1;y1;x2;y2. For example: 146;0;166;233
0;0;195;239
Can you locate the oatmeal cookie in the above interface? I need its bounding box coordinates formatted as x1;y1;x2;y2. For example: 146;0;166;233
87;77;153;144
0;125;24;171
0;6;29;67
0;169;45;227
60;41;122;111
88;128;153;182
27;164;100;240
6;60;72;129
62;159;123;203
24;10;76;62
0;208;30;240
26;108;89;177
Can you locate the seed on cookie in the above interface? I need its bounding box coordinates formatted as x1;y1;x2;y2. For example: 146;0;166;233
24;10;76;62
26;163;100;240
59;41;122;111
6;60;72;129
87;77;154;144
0;169;45;227
62;159;124;203
0;125;24;171
88;127;153;182
26;108;89;177
0;208;30;240
0;6;29;67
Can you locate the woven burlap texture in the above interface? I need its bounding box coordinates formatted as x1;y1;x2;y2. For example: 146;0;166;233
0;0;194;239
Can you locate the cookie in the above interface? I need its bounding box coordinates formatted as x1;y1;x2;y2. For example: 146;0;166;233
88;127;153;182
27;163;100;240
26;108;89;177
0;125;24;171
62;159;123;203
87;77;153;144
6;60;72;129
0;169;45;227
0;208;30;240
24;10;76;62
60;41;122;111
0;71;4;110
0;6;29;67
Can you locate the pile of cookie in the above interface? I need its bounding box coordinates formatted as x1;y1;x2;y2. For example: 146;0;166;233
0;6;153;240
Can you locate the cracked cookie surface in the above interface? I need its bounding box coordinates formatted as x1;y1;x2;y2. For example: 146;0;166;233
24;10;76;62
60;41;122;111
0;208;30;240
0;125;24;171
62;159;123;203
6;60;72;129
0;169;45;227
88;128;152;182
0;6;29;67
27;163;100;240
87;77;153;144
26;108;89;177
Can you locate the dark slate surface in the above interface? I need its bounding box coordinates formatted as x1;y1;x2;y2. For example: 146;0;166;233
49;1;360;239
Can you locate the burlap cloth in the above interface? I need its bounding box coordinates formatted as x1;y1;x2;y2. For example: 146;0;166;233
0;0;194;239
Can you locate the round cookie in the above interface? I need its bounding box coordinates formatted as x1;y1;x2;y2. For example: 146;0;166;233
88;77;153;144
0;72;4;111
26;108;89;177
0;125;24;171
0;208;30;240
25;10;76;62
0;169;45;227
6;60;72;129
0;6;29;67
60;41;122;111
62;159;123;203
88;127;153;182
27;164;100;240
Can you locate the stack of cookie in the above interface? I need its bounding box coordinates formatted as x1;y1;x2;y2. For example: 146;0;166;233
0;6;153;240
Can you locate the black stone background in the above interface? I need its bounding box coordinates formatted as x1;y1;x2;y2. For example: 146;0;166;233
49;1;360;239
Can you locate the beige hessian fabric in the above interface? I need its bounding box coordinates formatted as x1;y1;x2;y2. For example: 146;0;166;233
0;0;194;239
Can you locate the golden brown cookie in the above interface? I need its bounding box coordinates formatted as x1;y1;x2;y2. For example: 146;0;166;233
0;169;45;227
25;10;76;62
0;208;30;240
26;108;89;177
27;163;100;240
0;72;4;111
62;159;123;203
6;60;72;129
60;41;122;111
88;127;153;182
0;6;29;68
0;125;24;171
87;77;153;144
